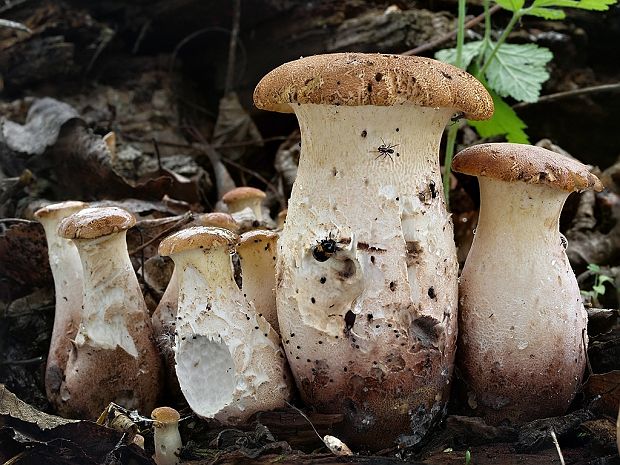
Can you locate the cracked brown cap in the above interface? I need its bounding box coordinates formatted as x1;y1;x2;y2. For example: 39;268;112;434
452;143;603;193
159;226;239;257
58;207;136;239
254;53;493;120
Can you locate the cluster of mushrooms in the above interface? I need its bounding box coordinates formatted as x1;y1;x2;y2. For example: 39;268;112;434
36;53;604;455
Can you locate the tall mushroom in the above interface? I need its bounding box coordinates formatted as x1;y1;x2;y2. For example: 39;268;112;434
452;143;603;424
58;207;163;418
254;53;493;448
237;230;279;332
158;226;291;423
152;212;240;402
151;406;182;465
34;201;87;409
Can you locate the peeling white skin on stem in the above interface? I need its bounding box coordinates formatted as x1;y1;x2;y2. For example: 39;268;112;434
458;178;587;423
74;232;143;356
277;104;459;445
172;246;290;423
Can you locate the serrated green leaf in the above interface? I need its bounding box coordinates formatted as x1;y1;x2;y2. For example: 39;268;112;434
526;6;567;18
495;0;526;10
468;88;529;143
532;0;617;10
587;263;601;272
435;41;483;69
484;42;553;102
592;284;606;295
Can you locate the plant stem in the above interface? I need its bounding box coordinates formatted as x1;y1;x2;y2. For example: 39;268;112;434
476;0;492;68
443;0;467;209
479;11;521;76
444;123;459;207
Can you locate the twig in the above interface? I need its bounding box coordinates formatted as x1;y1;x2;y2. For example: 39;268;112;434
0;355;43;365
0;17;30;32
129;212;193;255
549;429;565;465
0;0;30;14
221;157;285;206
123;134;287;149
224;0;241;95
513;83;620;109
0;218;33;224
85;27;115;75
402;4;501;56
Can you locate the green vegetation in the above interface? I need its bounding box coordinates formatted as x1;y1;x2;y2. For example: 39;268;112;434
436;0;618;204
581;263;616;307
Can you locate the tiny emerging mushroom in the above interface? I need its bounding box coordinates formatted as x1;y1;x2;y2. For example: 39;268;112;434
151;406;182;465
57;206;163;419
34;201;87;410
452;143;603;424
237;229;279;333
158;226;291;423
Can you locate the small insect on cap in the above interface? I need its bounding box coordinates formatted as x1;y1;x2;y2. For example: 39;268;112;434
159;226;239;257
254;53;494;120
452;143;603;193
58;206;136;239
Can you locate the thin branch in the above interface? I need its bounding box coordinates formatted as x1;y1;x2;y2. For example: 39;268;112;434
549;429;565;465
123;134;287;149
129;212;193;255
220;157;285;206
224;0;241;95
0;218;33;224
0;18;31;32
402;4;501;56
513;83;620;109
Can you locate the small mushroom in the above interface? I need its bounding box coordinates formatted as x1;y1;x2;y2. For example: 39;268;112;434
58;207;163;418
151;406;182;465
222;187;273;231
254;53;493;448
452;143;603;424
159;226;291;423
34;201;87;408
152;212;240;401
237;229;279;332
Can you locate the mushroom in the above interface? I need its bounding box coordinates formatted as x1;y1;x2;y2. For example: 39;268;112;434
151;212;240;401
254;53;493;448
452;142;603;424
237;229;279;332
158;226;291;423
34;201;87;408
151;406;182;465
222;187;273;231
57;207;163;418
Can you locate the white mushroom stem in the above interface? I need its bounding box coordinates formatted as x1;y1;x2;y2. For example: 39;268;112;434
229;199;264;221
458;177;587;423
74;232;145;356
237;231;279;332
168;230;290;423
35;202;85;405
152;408;182;465
277;104;458;445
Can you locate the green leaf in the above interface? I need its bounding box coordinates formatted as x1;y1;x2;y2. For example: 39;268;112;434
469;88;530;143
526;6;567;18
435;41;484;69
587;263;601;273
592;284;606;295
531;0;617;11
484;43;553;102
598;275;614;284
495;0;526;10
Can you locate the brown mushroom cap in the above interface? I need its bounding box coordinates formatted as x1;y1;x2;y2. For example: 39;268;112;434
254;53;493;120
452;143;603;193
196;212;240;233
151;406;181;424
58;207;136;239
34;201;88;219
222;187;266;205
237;229;278;249
159;226;239;257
